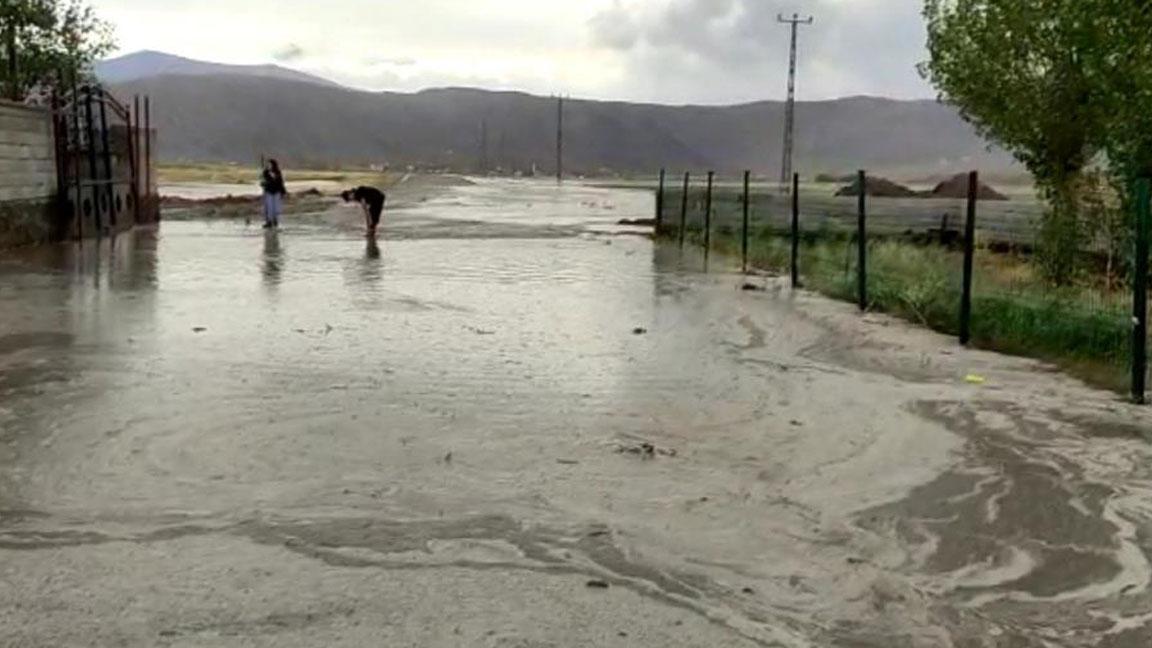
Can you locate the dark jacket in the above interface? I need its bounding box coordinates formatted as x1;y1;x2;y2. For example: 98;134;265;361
261;169;287;196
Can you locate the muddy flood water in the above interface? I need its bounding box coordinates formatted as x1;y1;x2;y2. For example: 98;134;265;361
2;179;1152;647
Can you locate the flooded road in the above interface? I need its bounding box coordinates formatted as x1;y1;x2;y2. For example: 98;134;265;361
2;179;1152;647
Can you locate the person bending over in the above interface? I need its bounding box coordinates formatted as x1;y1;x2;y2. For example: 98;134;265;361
341;186;387;237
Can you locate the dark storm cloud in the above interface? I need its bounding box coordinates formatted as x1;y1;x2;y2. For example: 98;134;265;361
589;0;933;103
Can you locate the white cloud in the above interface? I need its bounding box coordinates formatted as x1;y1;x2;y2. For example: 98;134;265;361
92;0;933;103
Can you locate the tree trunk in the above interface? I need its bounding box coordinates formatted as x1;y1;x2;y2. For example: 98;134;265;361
4;25;18;102
1039;175;1083;286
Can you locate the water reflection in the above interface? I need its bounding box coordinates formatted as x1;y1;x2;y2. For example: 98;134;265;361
262;230;283;288
365;237;381;261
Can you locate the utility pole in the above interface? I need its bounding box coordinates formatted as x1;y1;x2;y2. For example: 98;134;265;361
778;12;813;194
556;95;565;183
479;118;489;174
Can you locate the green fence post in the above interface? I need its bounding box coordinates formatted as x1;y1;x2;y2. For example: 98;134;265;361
704;171;714;258
1133;178;1150;404
857;170;867;311
960;171;978;346
655;168;665;233
742;170;750;273
679;172;689;249
791;172;800;288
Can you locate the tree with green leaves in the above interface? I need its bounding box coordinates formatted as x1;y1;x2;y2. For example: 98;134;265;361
921;0;1107;284
1083;3;1152;187
0;0;114;101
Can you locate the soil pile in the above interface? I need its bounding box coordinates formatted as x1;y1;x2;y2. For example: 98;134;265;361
835;176;918;198
927;174;1009;201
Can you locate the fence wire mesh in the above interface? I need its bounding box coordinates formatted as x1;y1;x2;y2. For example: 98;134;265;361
655;170;1150;397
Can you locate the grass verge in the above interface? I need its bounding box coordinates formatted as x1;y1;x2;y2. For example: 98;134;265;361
674;224;1134;392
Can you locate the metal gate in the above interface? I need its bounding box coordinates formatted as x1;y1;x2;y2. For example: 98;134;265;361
52;84;155;239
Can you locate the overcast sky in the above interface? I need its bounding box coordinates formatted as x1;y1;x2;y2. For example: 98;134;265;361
91;0;935;105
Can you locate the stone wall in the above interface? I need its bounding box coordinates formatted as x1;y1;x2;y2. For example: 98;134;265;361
0;101;58;248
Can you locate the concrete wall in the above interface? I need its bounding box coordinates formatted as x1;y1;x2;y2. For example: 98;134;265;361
0;100;58;248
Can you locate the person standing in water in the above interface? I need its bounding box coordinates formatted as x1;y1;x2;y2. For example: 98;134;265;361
341;186;387;237
260;159;287;229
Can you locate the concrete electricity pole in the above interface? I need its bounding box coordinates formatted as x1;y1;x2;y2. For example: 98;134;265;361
778;13;813;194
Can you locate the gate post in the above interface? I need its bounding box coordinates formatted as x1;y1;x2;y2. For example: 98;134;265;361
97;88;115;228
83;86;101;233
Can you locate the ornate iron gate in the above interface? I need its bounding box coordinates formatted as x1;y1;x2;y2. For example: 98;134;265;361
52;84;155;239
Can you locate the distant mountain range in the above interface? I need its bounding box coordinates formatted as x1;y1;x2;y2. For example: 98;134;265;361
97;51;338;88
100;51;1017;179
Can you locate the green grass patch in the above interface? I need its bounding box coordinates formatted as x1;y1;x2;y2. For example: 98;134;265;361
664;224;1136;392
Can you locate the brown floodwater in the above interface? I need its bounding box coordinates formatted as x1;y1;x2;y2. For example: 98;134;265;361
1;179;1151;647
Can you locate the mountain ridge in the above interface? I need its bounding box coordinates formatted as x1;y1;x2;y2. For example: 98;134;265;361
100;52;1014;178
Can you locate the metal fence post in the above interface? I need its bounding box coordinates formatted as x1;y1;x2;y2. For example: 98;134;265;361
679;172;689;249
655;168;665;232
83;86;101;233
791;172;800;288
960;171;978;345
144;95;152;220
742;170;750;273
857;170;867;311
97;89;115;228
704;171;714;257
1133;178;1150;404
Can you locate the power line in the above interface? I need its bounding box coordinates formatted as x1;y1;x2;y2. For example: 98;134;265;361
778;12;813;194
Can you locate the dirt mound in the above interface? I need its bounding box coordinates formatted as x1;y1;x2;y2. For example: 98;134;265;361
835;175;918;198
160;194;259;207
928;174;1009;201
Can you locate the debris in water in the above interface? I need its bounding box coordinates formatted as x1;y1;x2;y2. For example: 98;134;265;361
557;459;579;465
965;374;987;385
847;557;867;565
742;587;756;595
617;218;656;226
615;440;677;459
465;326;496;335
741;283;764;292
632;327;648;335
790;420;804;427
192;327;207;333
586;579;610;589
443;451;453;464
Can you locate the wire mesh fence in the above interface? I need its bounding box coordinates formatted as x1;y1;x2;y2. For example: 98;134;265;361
654;168;1151;401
